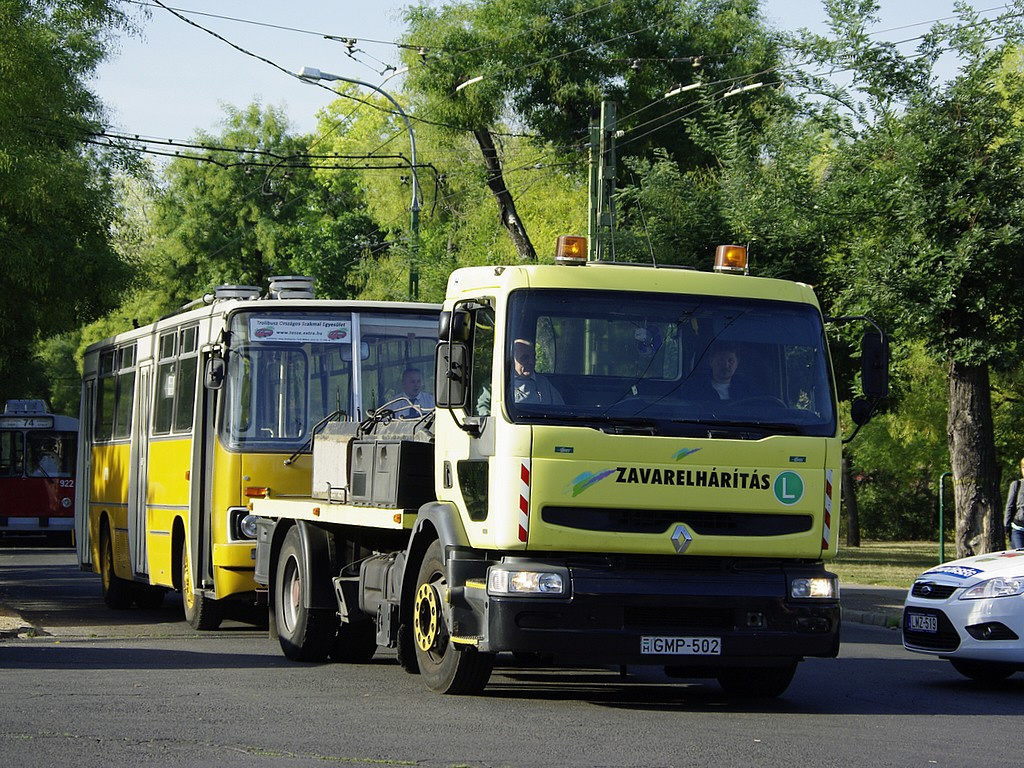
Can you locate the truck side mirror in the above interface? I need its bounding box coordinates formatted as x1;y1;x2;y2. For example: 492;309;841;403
861;332;889;400
438;309;472;343
435;342;469;408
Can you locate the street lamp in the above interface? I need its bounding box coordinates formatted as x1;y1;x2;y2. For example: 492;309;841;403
299;65;421;300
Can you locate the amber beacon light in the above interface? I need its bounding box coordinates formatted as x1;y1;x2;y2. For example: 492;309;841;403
555;235;588;265
714;244;749;274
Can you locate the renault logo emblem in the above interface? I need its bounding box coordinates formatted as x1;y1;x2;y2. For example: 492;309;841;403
671;524;692;554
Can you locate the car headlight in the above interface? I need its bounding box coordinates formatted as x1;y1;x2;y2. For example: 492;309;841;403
488;568;566;596
790;576;837;599
960;576;1024;600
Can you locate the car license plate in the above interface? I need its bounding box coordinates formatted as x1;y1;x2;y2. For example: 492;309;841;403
641;636;721;655
907;612;938;633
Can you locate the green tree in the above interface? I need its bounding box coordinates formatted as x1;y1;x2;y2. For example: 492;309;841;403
312;85;586;301
151;103;378;304
0;0;136;404
401;0;783;260
799;0;1024;555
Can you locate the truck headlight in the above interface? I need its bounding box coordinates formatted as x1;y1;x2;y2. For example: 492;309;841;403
790;576;837;599
960;576;1024;600
488;568;566;596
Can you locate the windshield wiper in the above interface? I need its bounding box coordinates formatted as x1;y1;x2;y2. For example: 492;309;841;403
672;419;803;438
548;413;660;435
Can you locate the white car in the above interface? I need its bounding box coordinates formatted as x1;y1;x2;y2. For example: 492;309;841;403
902;549;1024;681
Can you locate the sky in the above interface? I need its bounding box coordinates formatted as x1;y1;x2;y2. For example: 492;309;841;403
91;1;1003;143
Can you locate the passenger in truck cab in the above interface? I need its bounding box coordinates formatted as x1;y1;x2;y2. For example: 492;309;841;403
686;342;755;401
512;338;563;405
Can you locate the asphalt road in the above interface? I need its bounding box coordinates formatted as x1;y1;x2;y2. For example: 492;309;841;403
2;542;1021;768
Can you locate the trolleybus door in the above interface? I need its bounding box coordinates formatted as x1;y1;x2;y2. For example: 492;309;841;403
187;350;216;595
75;381;95;567
127;364;151;577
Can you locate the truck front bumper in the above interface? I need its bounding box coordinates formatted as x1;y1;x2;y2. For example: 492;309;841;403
458;557;840;667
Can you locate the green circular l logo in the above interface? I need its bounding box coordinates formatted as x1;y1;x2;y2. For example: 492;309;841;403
773;471;804;506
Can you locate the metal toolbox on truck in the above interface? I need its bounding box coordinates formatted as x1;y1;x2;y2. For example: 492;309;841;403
349;439;434;509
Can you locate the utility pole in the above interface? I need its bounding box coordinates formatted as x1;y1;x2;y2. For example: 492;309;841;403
588;101;617;261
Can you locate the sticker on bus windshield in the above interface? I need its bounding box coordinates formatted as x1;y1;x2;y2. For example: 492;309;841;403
249;318;351;343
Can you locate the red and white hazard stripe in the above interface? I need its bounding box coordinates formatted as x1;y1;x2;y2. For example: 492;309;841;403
821;468;833;549
518;461;531;543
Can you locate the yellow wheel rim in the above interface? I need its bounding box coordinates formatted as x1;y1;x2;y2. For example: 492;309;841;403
182;552;195;613
413;582;439;652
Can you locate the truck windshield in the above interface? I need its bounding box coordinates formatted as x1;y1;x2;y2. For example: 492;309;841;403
220;309;437;451
505;289;836;437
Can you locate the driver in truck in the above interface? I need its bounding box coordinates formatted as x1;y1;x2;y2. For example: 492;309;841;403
688;342;754;401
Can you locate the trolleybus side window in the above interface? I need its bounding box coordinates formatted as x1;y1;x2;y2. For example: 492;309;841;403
174;326;199;432
154;332;177;435
113;345;136;440
94;344;137;442
0;430;23;476
154;326;199;436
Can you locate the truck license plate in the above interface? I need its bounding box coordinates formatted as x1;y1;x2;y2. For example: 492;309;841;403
907;612;938;633
641;636;721;655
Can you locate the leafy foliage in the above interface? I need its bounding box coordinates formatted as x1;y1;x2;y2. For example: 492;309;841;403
0;0;136;405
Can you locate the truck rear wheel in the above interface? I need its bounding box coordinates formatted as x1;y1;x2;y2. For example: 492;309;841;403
412;540;493;694
275;525;335;661
717;663;797;698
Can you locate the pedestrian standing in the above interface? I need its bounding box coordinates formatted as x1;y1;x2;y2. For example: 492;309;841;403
1003;457;1024;549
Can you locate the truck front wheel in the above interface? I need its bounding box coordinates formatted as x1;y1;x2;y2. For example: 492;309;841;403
275;525;335;661
412;540;493;694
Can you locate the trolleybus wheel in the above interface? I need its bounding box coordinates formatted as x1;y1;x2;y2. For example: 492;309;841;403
274;525;335;661
412;540;493;694
181;547;223;630
99;523;135;610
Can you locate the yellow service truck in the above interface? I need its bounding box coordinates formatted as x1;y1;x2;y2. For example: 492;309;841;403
251;241;887;697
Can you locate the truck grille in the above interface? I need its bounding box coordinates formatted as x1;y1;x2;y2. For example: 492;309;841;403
543;506;813;536
624;605;735;631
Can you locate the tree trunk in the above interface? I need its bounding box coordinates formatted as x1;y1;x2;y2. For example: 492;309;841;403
473;127;536;261
842;456;860;547
946;360;1003;557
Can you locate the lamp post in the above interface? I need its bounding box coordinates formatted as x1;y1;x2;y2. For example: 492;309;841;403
298;66;421;300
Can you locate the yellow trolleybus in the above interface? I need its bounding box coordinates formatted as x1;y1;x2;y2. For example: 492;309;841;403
75;277;439;628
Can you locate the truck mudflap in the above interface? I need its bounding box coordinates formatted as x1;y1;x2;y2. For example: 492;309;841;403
457;557;840;665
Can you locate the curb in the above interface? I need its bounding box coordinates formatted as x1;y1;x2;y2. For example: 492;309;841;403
0;606;35;639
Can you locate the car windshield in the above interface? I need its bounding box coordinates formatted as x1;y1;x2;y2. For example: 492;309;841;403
220;309;437;451
505;288;836;437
